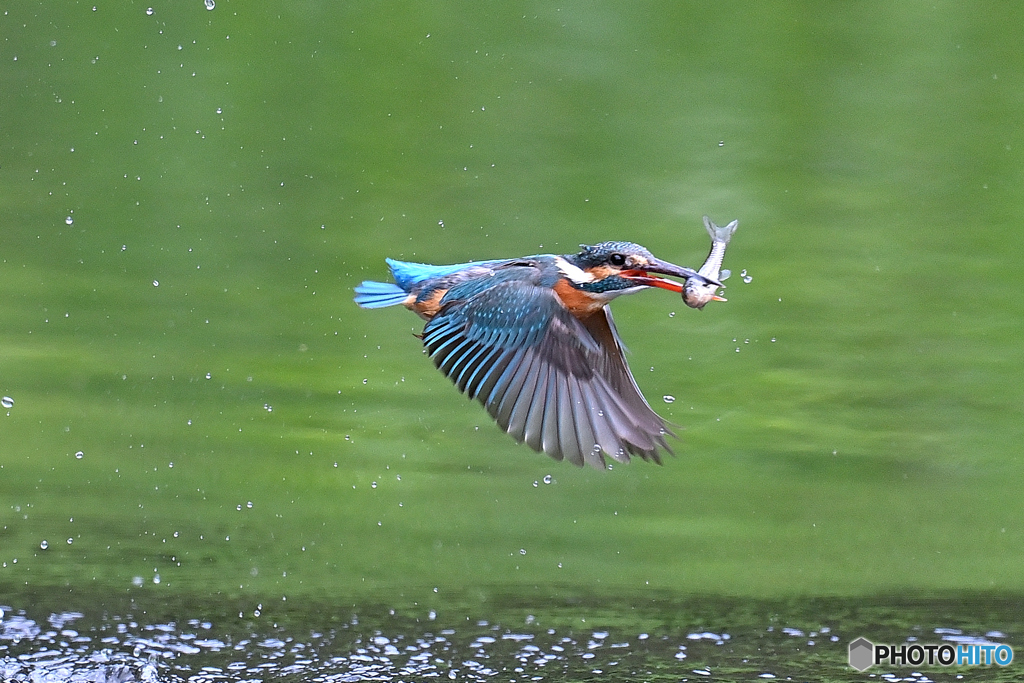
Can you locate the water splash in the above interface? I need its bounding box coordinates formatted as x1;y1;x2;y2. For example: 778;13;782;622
0;601;995;682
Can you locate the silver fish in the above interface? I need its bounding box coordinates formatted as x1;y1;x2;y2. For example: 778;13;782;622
683;216;738;310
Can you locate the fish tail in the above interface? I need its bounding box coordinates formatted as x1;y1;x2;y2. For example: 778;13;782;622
702;216;739;244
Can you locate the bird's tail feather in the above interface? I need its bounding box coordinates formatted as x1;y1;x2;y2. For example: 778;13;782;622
354;281;408;308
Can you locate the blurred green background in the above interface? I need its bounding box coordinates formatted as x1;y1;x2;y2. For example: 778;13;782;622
2;0;1023;610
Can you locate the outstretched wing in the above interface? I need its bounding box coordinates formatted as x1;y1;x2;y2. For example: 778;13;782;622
421;279;672;468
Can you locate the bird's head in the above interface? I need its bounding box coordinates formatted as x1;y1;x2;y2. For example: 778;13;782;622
559;241;720;299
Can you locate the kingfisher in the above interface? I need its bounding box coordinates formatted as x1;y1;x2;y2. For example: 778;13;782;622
354;241;723;469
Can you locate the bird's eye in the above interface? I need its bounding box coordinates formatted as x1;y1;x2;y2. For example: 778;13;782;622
609;253;626;267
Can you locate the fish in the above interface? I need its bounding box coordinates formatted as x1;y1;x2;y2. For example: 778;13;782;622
682;216;738;310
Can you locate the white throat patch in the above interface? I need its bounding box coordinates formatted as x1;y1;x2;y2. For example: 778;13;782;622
554;256;595;284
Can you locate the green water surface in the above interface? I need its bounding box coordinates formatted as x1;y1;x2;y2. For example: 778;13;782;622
2;0;1024;640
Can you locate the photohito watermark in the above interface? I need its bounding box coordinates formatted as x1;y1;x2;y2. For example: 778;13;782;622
849;637;1013;671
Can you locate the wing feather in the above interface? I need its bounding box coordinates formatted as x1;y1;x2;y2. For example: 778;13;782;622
500;356;537;439
420;277;674;468
495;348;541;434
567;375;602;468
555;373;583;466
521;352;549;452
457;344;499;394
539;365;562;460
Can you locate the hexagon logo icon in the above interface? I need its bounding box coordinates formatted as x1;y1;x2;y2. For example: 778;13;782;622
849;637;874;671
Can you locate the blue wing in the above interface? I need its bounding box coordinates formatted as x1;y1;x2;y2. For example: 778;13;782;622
422;279;672;468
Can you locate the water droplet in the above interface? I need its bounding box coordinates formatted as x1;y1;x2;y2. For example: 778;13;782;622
519;548;527;555
153;280;159;287
65;216;73;225
75;451;84;459
146;7;154;15
132;576;144;587
740;268;752;284
371;481;377;489
668;311;675;317
662;395;675;404
153;574;161;584
542;474;553;484
771;337;777;342
205;0;215;9
205;372;211;379
1;396;13;409
66;537;73;545
40;540;49;550
720;269;731;281
718;140;725;147
532;480;539;487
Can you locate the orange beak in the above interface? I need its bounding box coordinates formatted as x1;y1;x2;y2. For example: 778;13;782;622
620;269;684;293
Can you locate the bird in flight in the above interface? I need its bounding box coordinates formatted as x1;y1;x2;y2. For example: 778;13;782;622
355;222;734;469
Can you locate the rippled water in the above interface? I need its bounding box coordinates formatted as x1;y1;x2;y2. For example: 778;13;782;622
2;595;1021;682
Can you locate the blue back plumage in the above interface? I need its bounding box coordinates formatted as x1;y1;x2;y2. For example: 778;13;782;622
386;257;502;290
355;257;507;309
